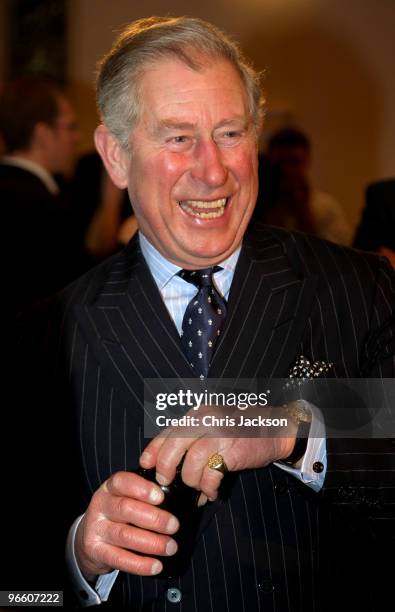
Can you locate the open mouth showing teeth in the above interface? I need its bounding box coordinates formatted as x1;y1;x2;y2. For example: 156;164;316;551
179;198;228;219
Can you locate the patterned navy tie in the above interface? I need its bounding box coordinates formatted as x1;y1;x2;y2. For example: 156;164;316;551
178;267;227;379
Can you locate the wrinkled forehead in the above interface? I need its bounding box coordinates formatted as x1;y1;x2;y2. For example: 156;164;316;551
136;56;249;121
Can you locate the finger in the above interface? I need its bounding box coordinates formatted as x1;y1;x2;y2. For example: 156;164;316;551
155;436;199;485
140;431;170;469
102;495;179;535
101;480;110;493
180;439;222;488
181;442;227;499
90;541;164;576
101;471;164;505
197;465;225;500
147;435;198;486
99;520;178;558
197;493;208;507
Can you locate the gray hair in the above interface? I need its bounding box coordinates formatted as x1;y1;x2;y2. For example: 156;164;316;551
96;16;264;149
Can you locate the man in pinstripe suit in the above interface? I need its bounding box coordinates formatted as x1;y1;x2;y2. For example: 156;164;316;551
9;16;394;612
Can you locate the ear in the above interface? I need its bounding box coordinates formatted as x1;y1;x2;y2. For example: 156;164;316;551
94;124;129;189
33;121;53;148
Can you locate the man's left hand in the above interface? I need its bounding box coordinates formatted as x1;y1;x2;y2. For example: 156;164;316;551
140;408;297;501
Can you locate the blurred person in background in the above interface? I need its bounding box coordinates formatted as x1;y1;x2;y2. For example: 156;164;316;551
253;127;351;245
353;178;395;268
0;77;81;315
72;151;138;263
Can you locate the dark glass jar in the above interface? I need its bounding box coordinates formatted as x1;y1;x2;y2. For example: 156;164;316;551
136;462;203;578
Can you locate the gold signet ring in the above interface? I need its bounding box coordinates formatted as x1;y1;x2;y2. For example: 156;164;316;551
207;452;228;474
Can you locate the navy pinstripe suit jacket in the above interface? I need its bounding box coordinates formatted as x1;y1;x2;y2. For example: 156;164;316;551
9;225;395;611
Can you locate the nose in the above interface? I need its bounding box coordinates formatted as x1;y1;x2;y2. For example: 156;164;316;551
190;138;228;188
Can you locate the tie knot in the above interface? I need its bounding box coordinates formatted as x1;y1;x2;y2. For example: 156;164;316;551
179;266;222;288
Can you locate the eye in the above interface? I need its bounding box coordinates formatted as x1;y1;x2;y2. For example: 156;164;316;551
172;135;188;143
215;129;245;146
165;134;193;151
224;130;241;138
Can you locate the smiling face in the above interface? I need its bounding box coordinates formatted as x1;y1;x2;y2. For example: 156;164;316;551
96;56;259;268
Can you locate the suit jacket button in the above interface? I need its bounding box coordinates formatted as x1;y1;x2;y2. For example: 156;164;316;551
166;588;182;604
339;485;356;500
313;461;324;473
258;578;275;593
275;480;289;495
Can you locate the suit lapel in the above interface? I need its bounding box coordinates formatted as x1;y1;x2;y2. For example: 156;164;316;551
199;228;319;535
210;227;319;378
73;239;193;420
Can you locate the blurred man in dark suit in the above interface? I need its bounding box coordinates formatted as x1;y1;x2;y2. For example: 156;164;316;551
0;77;80;314
354;178;395;267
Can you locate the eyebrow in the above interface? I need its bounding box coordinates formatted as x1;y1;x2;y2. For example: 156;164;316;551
215;116;250;130
154;120;196;136
153;115;249;137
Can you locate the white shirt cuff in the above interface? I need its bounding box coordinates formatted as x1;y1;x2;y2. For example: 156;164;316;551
274;401;326;492
66;514;119;607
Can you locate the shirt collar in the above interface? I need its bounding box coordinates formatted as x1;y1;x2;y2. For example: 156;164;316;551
1;155;60;195
139;231;241;290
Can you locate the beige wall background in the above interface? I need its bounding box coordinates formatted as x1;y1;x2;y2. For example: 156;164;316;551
2;0;395;231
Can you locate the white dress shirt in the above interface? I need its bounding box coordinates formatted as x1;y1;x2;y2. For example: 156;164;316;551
1;155;60;195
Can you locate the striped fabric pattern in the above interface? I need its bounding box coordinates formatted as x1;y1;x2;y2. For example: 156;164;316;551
13;224;395;611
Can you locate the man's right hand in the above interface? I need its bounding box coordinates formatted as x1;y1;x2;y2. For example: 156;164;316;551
75;471;180;581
